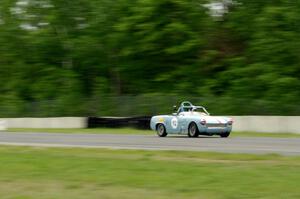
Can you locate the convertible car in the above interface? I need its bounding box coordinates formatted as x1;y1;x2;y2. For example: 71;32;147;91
150;101;233;138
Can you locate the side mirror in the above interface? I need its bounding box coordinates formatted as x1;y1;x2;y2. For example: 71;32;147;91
172;113;177;116
173;105;177;112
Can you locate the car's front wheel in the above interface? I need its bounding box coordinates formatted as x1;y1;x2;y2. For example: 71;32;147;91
220;132;230;138
188;122;199;137
157;124;167;137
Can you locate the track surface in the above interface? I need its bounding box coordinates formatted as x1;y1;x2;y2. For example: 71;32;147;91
0;132;300;155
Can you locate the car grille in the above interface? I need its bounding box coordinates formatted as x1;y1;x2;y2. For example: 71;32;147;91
206;123;227;128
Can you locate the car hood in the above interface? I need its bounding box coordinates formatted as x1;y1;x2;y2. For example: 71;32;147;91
200;115;231;124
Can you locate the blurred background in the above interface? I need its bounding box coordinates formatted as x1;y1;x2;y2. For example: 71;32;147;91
0;0;300;117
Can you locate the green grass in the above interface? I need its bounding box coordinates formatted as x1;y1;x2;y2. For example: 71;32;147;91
7;128;300;138
0;146;299;199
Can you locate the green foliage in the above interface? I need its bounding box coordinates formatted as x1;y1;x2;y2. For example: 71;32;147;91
0;146;300;198
0;0;299;116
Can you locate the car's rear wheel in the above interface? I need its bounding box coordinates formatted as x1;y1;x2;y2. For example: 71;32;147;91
220;132;230;138
157;124;167;137
188;122;199;137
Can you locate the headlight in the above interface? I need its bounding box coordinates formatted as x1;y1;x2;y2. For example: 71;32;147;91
200;119;206;125
227;119;233;125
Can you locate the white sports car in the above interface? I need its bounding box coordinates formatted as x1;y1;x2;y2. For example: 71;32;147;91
150;101;233;137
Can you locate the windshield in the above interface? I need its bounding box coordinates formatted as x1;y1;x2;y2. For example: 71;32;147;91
192;107;209;116
177;106;209;115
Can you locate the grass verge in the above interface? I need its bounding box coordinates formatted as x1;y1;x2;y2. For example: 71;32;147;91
7;128;300;138
0;146;299;199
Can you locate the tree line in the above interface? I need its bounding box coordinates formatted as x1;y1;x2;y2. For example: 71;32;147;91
0;0;299;116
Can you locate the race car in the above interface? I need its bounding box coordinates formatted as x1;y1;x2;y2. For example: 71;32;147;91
150;101;233;137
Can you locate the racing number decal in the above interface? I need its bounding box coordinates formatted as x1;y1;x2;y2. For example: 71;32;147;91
171;117;178;129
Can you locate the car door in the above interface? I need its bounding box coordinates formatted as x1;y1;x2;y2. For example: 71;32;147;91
168;114;181;133
177;112;187;133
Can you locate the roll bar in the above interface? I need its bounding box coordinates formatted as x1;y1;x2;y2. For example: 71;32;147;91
177;101;210;115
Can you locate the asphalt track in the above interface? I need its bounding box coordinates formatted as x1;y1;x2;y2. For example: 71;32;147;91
0;132;300;155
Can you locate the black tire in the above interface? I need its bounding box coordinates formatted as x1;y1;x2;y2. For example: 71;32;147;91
156;124;167;137
220;132;230;138
188;122;199;137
